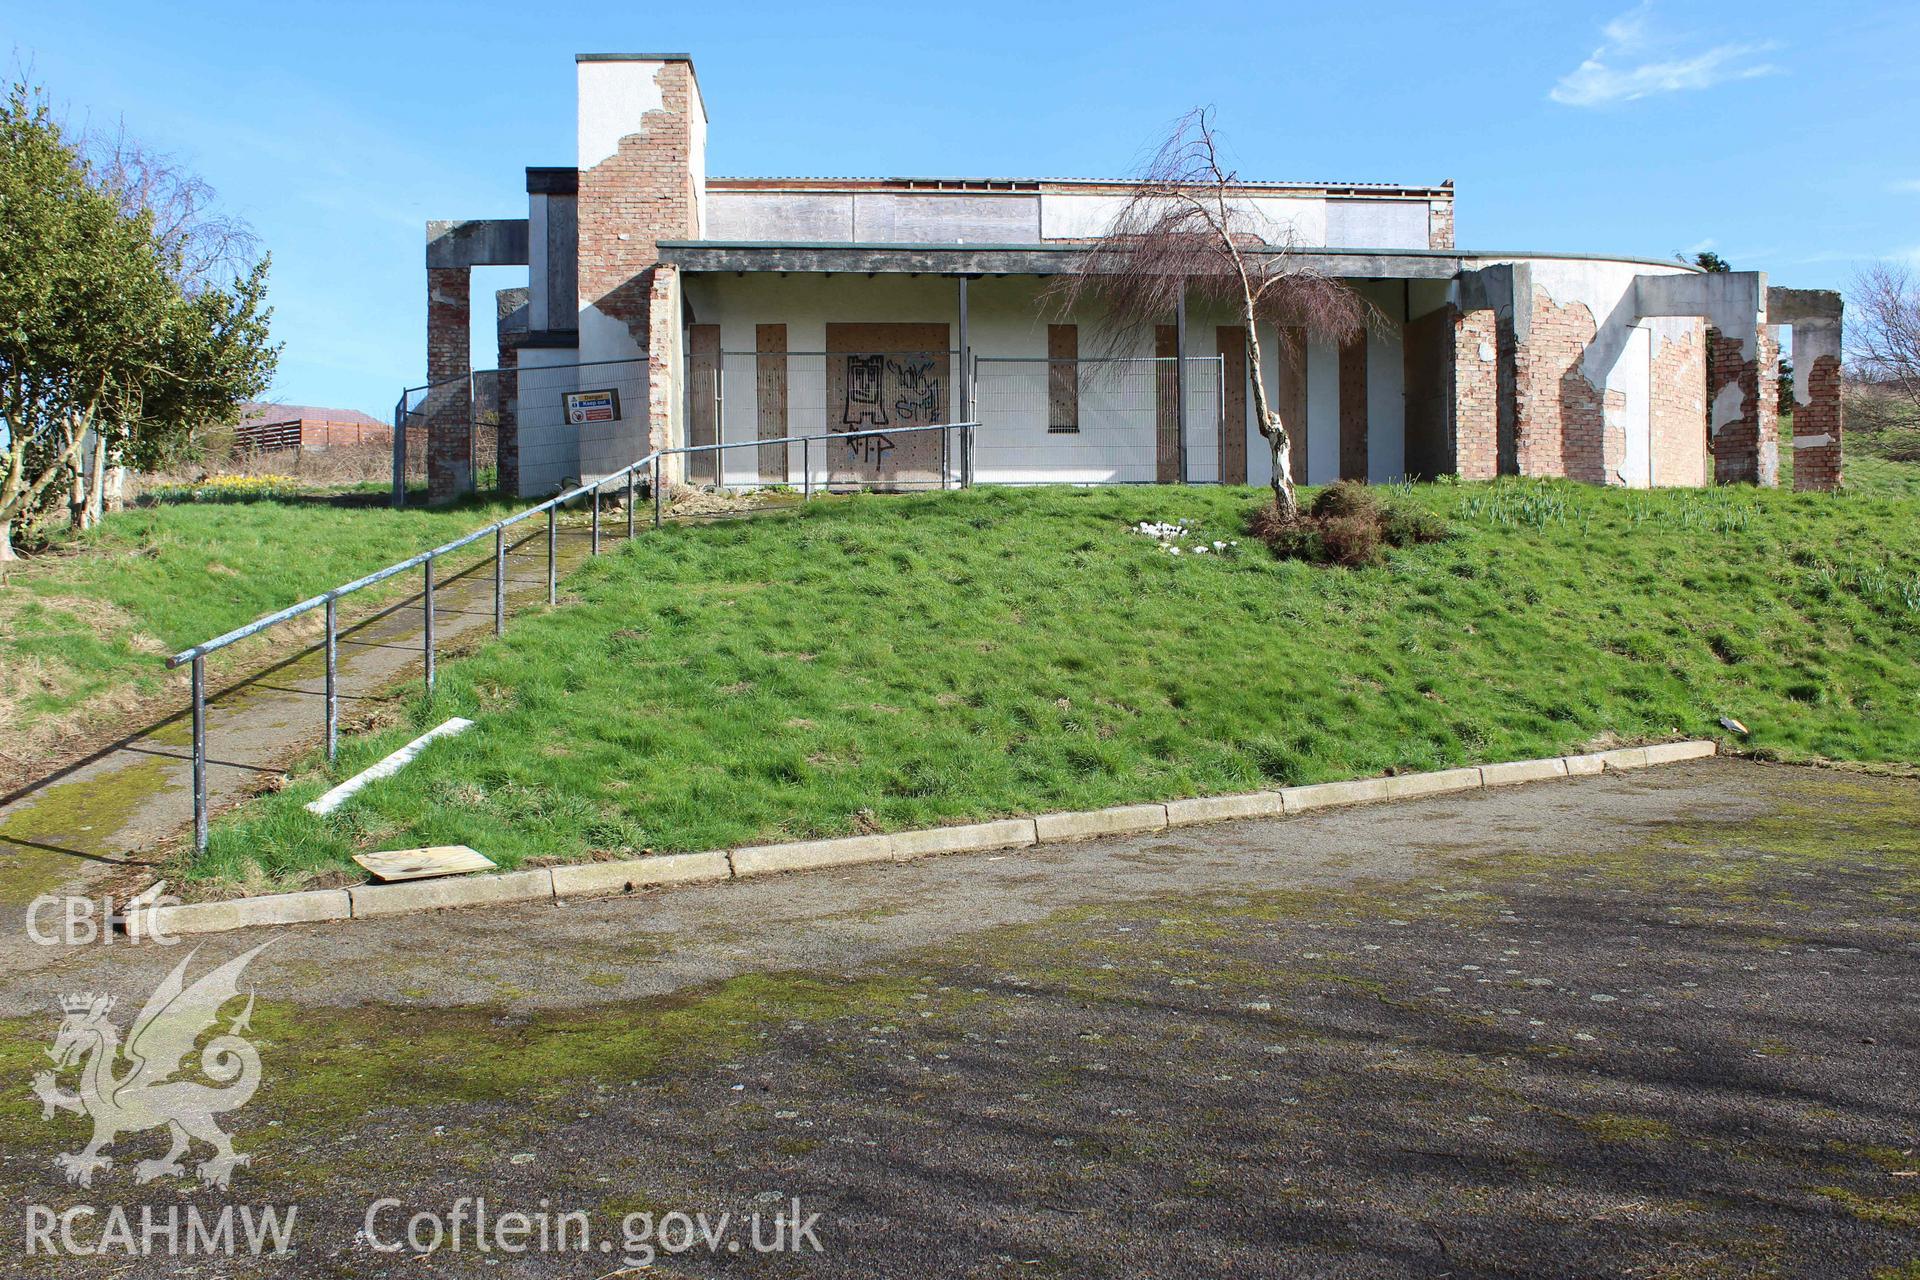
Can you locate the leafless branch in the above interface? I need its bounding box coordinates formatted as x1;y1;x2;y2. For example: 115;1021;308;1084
82;122;261;292
1850;262;1920;414
1045;108;1373;514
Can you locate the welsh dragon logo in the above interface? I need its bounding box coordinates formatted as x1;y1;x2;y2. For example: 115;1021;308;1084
32;941;272;1189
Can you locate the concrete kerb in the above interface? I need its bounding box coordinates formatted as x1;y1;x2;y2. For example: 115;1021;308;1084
129;741;1719;934
349;868;555;919
1480;757;1570;787
730;833;894;879
890;818;1038;861
1034;803;1169;842
550;850;731;898
126;889;353;940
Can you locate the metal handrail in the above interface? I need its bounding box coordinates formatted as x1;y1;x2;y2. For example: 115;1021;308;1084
170;420;978;852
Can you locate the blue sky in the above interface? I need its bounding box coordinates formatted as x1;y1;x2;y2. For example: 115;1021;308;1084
13;0;1919;414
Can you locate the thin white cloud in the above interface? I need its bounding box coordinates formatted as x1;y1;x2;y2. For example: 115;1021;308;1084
1550;2;1781;107
1889;179;1920;194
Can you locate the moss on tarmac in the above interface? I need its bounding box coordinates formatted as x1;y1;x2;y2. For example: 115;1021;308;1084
0;761;1917;1276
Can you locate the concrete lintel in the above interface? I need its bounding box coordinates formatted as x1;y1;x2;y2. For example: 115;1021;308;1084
427;219;531;268
1766;286;1842;326
526;166;580;195
1635;271;1767;354
1454;262;1532;343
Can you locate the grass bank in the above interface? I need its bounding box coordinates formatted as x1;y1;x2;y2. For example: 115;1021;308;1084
193;460;1920;888
0;491;520;774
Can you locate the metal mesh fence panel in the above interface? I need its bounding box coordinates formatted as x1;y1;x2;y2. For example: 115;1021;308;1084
970;356;1224;484
707;350;959;491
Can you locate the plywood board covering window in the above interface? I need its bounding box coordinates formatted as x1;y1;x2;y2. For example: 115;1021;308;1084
1155;325;1180;483
1047;324;1078;433
1279;325;1307;483
688;324;721;485
1338;332;1368;481
755;323;787;484
824;322;950;489
1217;326;1248;484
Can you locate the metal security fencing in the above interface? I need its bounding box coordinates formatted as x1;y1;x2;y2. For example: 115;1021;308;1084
698;351;961;492
167;420;977;854
393;356;650;504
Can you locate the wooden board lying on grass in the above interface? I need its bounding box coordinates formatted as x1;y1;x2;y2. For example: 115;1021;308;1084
353;844;495;882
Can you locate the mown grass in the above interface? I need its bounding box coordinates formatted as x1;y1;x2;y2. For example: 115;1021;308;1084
193;460;1920;887
0;492;519;747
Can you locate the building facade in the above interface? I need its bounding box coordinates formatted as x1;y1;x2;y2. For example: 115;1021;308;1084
420;52;1844;503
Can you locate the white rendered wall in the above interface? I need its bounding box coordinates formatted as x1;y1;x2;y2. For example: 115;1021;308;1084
1039;193;1330;247
684;274;1247;485
1304;337;1341;485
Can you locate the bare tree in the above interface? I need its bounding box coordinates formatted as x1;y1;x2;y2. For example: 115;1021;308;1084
1850;262;1920;414
1048;108;1370;516
83;123;262;295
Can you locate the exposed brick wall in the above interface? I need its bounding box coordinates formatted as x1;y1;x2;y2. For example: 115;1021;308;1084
1708;326;1779;485
1793;352;1843;491
1452;307;1499;479
1758;327;1780;486
647;263;682;479
1518;292;1607;482
1649;321;1707;487
1428;197;1454;251
493;287;529;496
576;62;699;353
425;266;472;503
493;346;522;495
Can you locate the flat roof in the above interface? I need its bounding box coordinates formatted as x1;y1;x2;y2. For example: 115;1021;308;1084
707;176;1452;199
658;241;1698;279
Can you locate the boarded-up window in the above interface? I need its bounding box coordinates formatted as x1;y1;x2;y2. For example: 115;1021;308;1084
1047;324;1078;433
688;324;721;485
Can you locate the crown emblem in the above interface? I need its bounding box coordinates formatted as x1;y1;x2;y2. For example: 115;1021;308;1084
60;993;112;1016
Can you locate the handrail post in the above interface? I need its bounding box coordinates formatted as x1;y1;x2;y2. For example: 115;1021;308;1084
591;482;601;555
802;438;811;501
652;457;663;528
191;656;207;854
324;598;338;762
546;506;557;605
965;423;975;488
493;526;505;635
626;469;636;539
423;557;436;692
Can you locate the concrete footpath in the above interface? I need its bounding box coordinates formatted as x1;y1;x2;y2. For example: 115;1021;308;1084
0;511;606;910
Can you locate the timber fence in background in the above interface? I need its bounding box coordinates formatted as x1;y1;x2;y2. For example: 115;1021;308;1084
166;421;979;854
